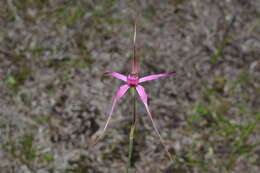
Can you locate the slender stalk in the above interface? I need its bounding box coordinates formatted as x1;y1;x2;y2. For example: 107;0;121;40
126;88;136;173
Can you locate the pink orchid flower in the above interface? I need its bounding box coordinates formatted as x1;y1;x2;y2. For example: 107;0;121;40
93;21;175;159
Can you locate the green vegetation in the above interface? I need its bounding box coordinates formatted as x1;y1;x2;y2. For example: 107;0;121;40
5;66;32;89
211;16;236;64
185;72;259;171
65;156;98;173
32;115;50;125
175;0;186;5
2;131;54;171
46;58;92;69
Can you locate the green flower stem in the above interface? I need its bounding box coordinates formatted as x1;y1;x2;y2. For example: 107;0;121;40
125;87;137;173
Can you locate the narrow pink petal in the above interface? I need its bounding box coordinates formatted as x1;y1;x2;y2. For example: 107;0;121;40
136;85;173;161
105;72;127;82
91;84;129;146
139;72;176;83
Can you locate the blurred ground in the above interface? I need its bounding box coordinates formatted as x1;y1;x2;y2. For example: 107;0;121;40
0;0;260;172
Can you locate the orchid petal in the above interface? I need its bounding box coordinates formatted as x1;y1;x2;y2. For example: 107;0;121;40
91;84;130;146
105;72;127;82
136;85;173;161
139;72;175;83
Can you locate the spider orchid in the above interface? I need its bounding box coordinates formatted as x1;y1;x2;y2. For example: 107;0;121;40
93;20;175;160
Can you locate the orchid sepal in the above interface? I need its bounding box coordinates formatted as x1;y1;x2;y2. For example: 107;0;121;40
105;72;127;82
91;84;129;146
136;85;173;161
139;72;176;83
